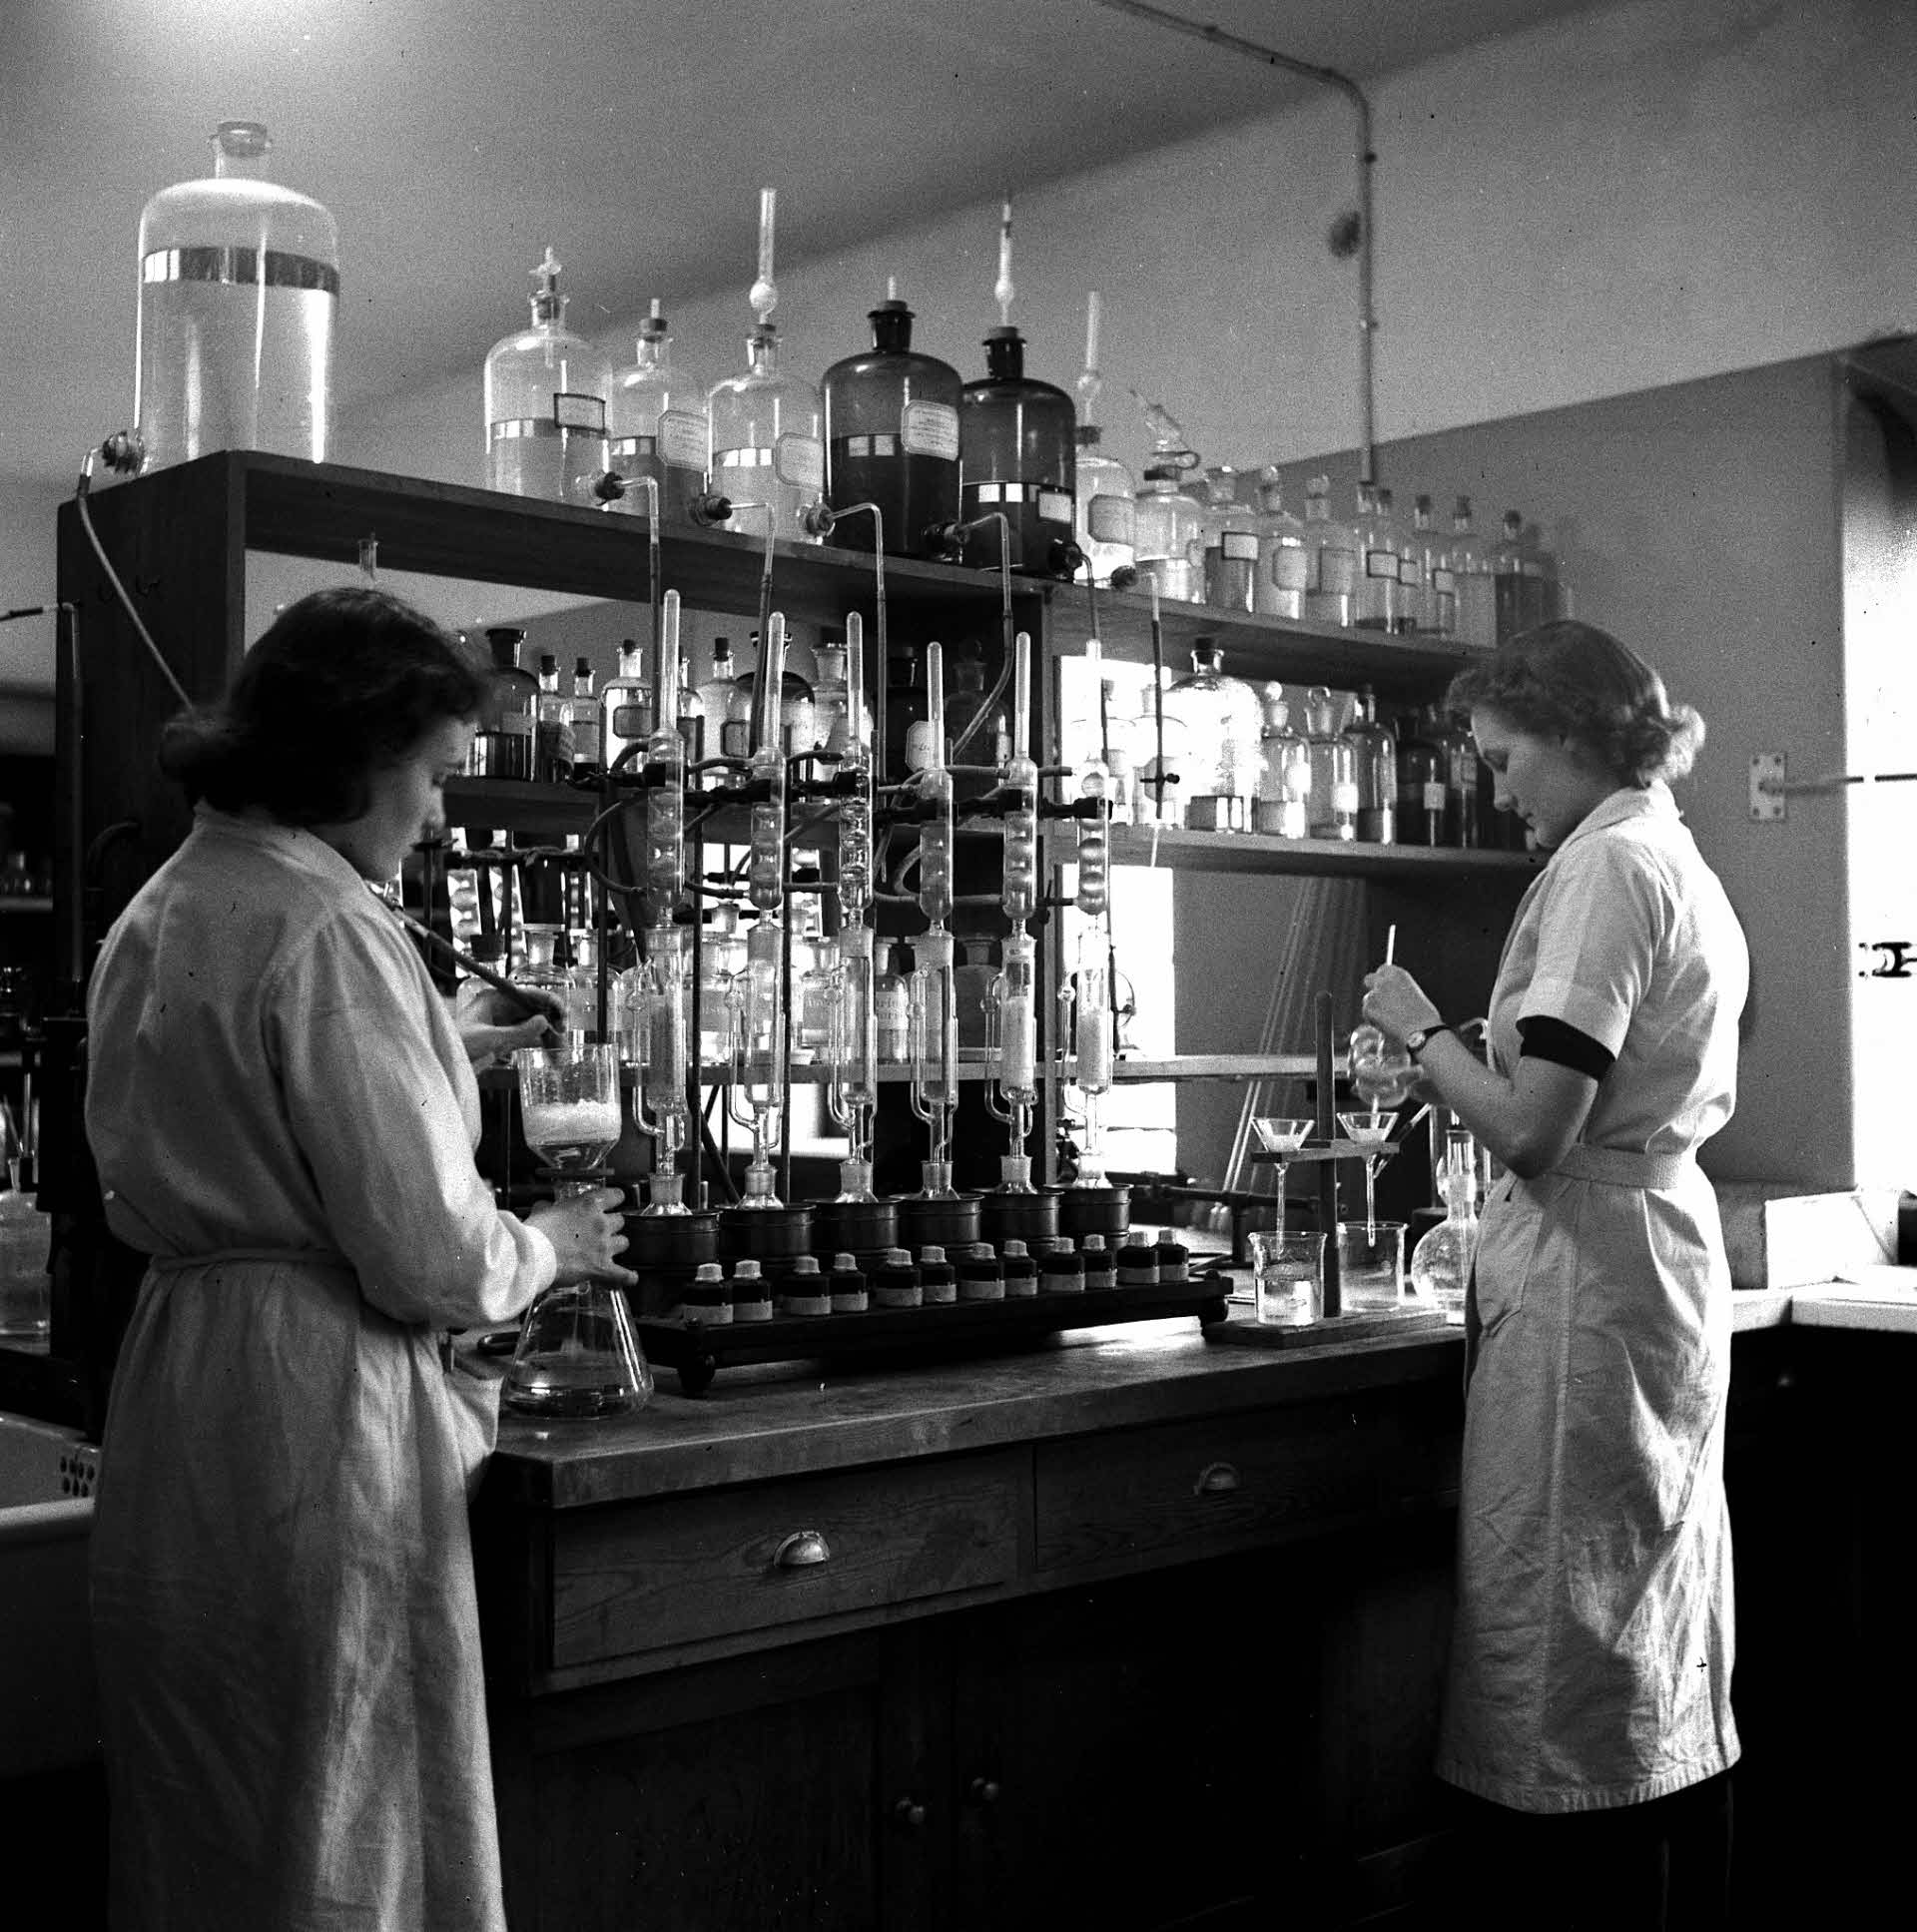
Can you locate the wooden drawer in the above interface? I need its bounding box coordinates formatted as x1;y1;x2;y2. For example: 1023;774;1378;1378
548;1451;1023;1668
1033;1398;1396;1576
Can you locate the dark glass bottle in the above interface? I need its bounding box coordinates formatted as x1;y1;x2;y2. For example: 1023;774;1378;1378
958;326;1081;579
823;294;961;557
478;626;537;781
1396;707;1446;848
884;645;928;782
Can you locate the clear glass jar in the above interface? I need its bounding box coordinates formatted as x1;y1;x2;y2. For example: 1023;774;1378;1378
484;249;612;504
1199;466;1258;612
1074;423;1137;583
707;322;825;544
136;121;337;470
1133;464;1205;605
1303;685;1357;841
1254;688;1310;838
1164;642;1263;831
1352;482;1402;631
607;301;707;525
1253;471;1309;621
1302;474;1358;628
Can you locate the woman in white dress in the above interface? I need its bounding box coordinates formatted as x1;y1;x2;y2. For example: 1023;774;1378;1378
1362;620;1749;1931
85;588;634;1931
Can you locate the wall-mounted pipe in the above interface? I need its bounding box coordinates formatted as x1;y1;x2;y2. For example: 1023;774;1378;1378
1091;0;1380;484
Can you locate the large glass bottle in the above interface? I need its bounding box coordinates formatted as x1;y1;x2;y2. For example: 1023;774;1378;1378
1302;475;1358;628
1303;686;1358;841
568;658;601;776
1164;642;1263;832
600;638;650;773
707;322;825;544
957;326;1079;577
1199;467;1258;612
484;248;612;504
1452;495;1497;651
1412;494;1454;635
822;292;961;556
1396;706;1448;848
731;663;816;759
1253;470;1309;621
696;637;739;762
607;300;707;525
1411;1128;1480;1325
477;627;538;781
1353;482;1402;632
1133;464;1206;605
135;121;338;471
1344;687;1397;844
1254;688;1310;838
1073;406;1136;586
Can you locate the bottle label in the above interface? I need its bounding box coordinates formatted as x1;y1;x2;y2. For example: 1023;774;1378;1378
722;719;751;758
553;391;607;433
905;720;938;771
1423;780;1447;813
774;433;825;489
1333;781;1361;813
1398;553;1423;585
1315;541;1358;595
1037;488;1072;524
1269;543;1310;593
901;401;959;459
1429;566;1457;596
1220;531;1258;561
1365;547;1398;580
659;408;706;468
1087;493;1136;543
611;702;650;740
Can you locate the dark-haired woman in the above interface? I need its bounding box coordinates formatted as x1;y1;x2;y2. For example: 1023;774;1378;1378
1362;621;1749;1930
85;588;633;1932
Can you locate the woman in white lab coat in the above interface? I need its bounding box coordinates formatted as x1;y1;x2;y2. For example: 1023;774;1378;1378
1362;620;1748;1932
85;588;635;1932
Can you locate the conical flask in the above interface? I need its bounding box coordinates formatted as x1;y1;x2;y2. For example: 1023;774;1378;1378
504;1043;652;1418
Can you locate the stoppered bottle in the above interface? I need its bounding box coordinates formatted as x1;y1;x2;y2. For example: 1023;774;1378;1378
607;301;707;524
484;249;611;504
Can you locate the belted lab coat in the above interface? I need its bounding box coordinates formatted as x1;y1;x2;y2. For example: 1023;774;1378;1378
1438;784;1749;1813
85;810;555;1930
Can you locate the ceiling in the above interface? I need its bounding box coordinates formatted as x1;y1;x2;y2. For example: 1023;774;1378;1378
0;0;1600;495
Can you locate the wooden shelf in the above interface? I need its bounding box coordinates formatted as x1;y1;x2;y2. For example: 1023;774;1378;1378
0;898;53;915
1076;823;1540;879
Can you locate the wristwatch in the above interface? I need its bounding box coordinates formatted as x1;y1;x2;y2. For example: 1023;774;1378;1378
1405;1021;1453;1059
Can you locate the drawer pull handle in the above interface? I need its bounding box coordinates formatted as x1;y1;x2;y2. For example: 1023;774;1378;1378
967;1776;1001;1806
895;1797;928;1829
775;1529;832;1569
1194;1461;1242;1496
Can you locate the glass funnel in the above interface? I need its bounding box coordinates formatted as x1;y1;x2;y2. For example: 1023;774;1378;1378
1336;1107;1399;1236
504;1042;651;1418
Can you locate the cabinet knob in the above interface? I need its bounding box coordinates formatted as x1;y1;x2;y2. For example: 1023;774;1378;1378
774;1529;832;1569
967;1776;1001;1806
895;1797;928;1829
1194;1461;1242;1495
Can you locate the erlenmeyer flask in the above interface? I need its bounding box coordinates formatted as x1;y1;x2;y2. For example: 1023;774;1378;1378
504;1043;652;1417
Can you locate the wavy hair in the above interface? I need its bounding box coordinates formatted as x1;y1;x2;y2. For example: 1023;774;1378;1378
159;588;485;824
1445;620;1704;786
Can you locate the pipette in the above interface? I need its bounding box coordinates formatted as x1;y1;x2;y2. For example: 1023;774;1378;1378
994;199;1014;325
909;641;960;1198
750;187;778;323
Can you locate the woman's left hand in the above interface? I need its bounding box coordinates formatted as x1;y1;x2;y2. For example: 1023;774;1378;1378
454;980;561;1066
1361;964;1445;1049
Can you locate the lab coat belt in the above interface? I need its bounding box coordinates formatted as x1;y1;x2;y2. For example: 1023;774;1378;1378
1551;1144;1693;1188
148;1247;352;1274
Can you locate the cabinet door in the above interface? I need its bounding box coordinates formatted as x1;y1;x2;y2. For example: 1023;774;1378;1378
947;1561;1318;1932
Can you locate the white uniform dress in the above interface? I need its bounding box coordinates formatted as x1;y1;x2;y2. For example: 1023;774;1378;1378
85;810;556;1931
1438;784;1749;1814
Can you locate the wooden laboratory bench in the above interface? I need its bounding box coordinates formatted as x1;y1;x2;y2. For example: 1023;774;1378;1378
472;1316;1469;1931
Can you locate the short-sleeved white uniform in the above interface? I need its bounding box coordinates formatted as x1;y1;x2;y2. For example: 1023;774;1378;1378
1438;783;1750;1813
85;809;556;1930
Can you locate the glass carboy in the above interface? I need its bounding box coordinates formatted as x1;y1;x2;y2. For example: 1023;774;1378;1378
1253;470;1309;620
707;322;825;544
607;300;707;525
135;121;337;471
957;325;1079;577
1164;642;1262;832
484;249;611;504
823;291;961;556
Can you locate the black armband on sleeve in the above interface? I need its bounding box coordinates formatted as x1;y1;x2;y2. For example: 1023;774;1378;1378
1517;1014;1614;1081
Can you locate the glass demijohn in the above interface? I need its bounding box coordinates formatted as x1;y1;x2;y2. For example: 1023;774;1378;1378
607;300;707;524
484;249;612;504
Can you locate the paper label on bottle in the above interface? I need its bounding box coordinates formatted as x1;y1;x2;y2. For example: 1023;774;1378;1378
1316;542;1358;595
1429;566;1457;596
1087;493;1136;543
1269;542;1310;592
905;720;938;772
1333;781;1361;813
1365;547;1398;580
1423;780;1447;813
1398;553;1423;585
1037;488;1072;523
659;408;706;468
901;400;959;459
1217;530;1257;561
552;391;607;433
774;433;825;489
611;702;649;740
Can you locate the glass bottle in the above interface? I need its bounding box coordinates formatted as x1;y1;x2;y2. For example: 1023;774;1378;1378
822;290;961;556
607;300;707;525
731;660;816;760
697;905;746;1066
535;653;569;782
1074;412;1137;584
1253;469;1309;621
707;322;825;544
812;637;852;761
1164;642;1263;832
677;649;705;769
696;637;739;777
1442;707;1483;849
568;658;601;775
478;626;537;781
875;943;912;1063
1452;495;1497;651
1133;464;1206;605
957;325;1079;578
1353;482;1402;632
1303;685;1357;841
600;638;650;774
955;939;996;1059
1396;706;1447;848
1413;494;1454;636
1302;474;1358;628
135;120;338;471
1381;488;1421;635
1344;687;1397;844
484;248;612;504
1254;688;1310;838
885;645;928;781
1199;466;1258;613
1411;1127;1480;1326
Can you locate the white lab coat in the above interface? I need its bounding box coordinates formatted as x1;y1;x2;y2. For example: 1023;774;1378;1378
85;810;555;1930
1438;784;1750;1813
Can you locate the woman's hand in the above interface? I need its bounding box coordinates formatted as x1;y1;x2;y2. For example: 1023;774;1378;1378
528;1186;638;1287
453;978;561;1066
1360;964;1445;1050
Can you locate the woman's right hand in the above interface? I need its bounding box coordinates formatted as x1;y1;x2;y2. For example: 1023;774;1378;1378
528;1187;638;1287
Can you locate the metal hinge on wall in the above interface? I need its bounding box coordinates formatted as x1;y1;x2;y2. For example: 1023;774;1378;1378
1748;753;1917;822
